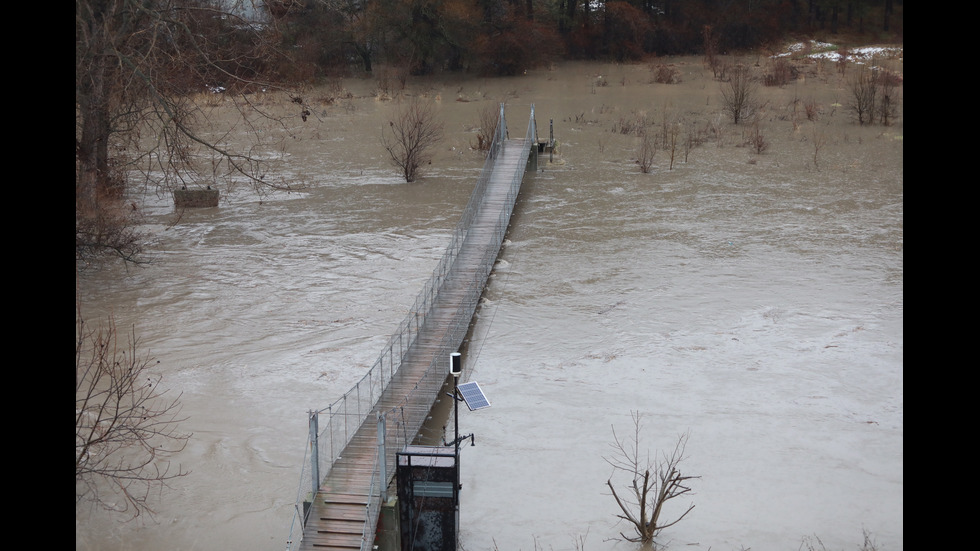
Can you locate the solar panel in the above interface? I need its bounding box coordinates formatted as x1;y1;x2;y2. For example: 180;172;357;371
457;381;491;411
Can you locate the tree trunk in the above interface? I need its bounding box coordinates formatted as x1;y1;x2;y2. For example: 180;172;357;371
357;44;373;72
77;53;116;210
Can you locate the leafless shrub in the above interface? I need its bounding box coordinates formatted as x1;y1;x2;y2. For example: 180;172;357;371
709;114;728;146
76;307;190;520
473;104;500;152
837;47;850;75
592;75;608;93
614;113;649;136
809;123;827;169
746;120;769;154
763;57;794;87
848;65;878;125
76;199;145;266
381;98;445;182
658;103;674;150
713;60;730;81
800;529;880;551
800;534;828;551
570;112;599;125
395;65;410;90
376;68;392;99
605;412;698;546
721;64;757;124
805;98;819;121
652;64;681;84
684;122;709;163
691;125;709;147
637;131;656;173
666;122;682;169
860;528;880;551
876;69;901;126
848;60;901;126
312;80;348;108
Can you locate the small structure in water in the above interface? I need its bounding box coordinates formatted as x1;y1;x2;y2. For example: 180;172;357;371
173;187;219;208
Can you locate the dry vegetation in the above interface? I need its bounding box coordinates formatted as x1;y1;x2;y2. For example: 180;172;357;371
588;43;903;174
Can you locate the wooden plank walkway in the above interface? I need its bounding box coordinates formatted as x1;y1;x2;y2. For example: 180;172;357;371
299;137;532;551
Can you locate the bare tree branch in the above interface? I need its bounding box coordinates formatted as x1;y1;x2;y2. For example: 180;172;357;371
76;304;191;520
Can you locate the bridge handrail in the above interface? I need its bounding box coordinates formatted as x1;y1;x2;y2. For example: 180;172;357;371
286;104;535;551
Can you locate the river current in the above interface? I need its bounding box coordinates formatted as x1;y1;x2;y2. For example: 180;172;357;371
76;60;903;551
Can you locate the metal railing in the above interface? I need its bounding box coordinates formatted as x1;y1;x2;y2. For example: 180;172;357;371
286;104;536;551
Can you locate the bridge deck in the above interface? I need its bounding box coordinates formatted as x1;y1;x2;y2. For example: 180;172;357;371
299;138;530;551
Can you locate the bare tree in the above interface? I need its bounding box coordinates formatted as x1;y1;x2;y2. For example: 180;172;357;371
605;412;698;547
381;98;445;182
76;306;190;520
76;0;295;263
847;60;901;126
720;64;757;125
848;65;879;125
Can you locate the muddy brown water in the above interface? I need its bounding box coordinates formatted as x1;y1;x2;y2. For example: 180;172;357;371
76;56;902;551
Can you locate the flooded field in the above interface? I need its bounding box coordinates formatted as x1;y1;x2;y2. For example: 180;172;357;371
76;54;902;551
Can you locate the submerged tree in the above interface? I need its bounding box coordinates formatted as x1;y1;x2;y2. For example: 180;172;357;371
381;98;445;182
637;130;656;173
720;63;757;125
605;413;698;547
847;59;901;126
76;307;190;519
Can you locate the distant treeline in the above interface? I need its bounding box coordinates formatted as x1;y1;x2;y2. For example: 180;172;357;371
269;0;903;78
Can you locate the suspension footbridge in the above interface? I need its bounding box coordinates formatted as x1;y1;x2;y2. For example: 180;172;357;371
286;104;543;551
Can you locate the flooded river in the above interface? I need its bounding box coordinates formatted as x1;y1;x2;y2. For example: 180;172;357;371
76;58;902;551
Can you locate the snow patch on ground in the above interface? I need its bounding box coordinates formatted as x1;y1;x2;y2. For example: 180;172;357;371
776;41;903;64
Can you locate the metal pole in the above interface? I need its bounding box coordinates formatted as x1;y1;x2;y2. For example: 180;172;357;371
453;370;460;549
454;376;460;464
309;410;319;502
378;413;387;503
530;105;537;173
449;351;462;527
